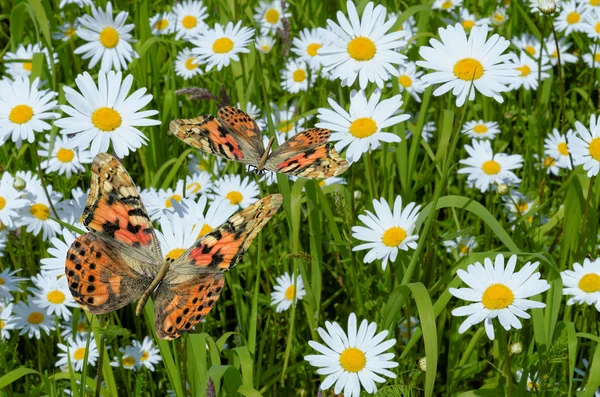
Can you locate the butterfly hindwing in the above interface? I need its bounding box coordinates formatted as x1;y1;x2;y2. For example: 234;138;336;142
265;128;350;178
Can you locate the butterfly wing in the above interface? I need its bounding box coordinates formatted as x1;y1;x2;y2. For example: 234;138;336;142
169;106;265;166
264;128;350;178
153;194;282;339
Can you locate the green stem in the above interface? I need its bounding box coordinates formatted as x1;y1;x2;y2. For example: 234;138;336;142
500;328;514;397
576;176;596;260
364;151;377;200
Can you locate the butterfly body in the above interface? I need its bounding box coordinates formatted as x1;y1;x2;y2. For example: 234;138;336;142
65;153;282;339
169;106;349;179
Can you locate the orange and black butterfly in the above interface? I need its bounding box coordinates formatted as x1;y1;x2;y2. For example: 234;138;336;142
169;106;349;178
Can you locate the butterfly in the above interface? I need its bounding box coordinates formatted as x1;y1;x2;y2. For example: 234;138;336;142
169;106;349;179
65;153;282;340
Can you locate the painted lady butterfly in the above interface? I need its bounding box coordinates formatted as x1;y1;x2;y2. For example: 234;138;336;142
169;106;350;178
65;153;282;339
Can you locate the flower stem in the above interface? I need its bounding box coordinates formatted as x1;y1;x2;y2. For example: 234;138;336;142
576;175;596;260
500;327;514;397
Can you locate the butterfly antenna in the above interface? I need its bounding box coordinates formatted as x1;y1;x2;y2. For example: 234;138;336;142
135;261;170;316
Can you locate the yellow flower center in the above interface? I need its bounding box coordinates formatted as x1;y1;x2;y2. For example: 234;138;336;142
592;0;600;6
292;69;306;82
185;57;198;70
551;50;558;58
0;320;4;329
197;223;213;239
0;277;4;285
493;13;505;23
339;347;367;372
579;273;600;292
473;124;488;134
265;8;280;24
77;322;89;333
285;285;295;301
91;107;122;132
442;1;453;9
23;62;33;71
99;27;119;48
47;290;66;304
544;156;556;167
66;27;76;37
0;197;5;210
9;104;34;124
558;142;569;155
482;160;501;175
30;203;50;220
212;37;234;54
453;58;484;81
122;356;136;367
595;53;600;63
567;12;580;25
28;312;44;324
261;45;271;52
141;351;149;361
57;148;75;163
525;45;536;56
514;202;529;214
165;194;182;208
165;248;186;262
278;121;293;133
187;182;202;193
481;283;514;309
318;180;326;187
399;74;413;88
347;36;376;61
589;138;600;161
73;347;86;360
307;43;321;57
182;15;197;29
155;19;169;31
516;65;531;77
349;117;377;138
226;191;243;205
462;20;475;29
459;244;470;255
382;226;407;247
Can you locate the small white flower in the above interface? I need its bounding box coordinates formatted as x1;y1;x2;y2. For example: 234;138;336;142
291;28;323;70
53;22;79;42
454;8;491;30
149;12;176;36
173;0;208;41
561;258;600;311
462;120;501;140
38;134;92;178
186;195;238;238
133;336;162;371
255;35;276;54
555;0;588;35
111;345;143;371
0;268;27;301
20;185;63;241
544;128;574;170
13;299;56;339
388;62;427;103
174;48;203;80
506;51;551;91
433;0;463;11
268;102;308;139
280;59;313;93
443;234;478;257
3;43;58;79
491;7;508;26
270;273;306;312
191;21;254;72
56;335;99;371
544;38;578;66
253;0;291;35
0;172;29;229
142;180;190;222
583;50;600;68
0;303;15;340
210;175;259;208
512;34;542;59
30;274;77;321
41;228;77;279
156;214;197;263
572;114;600;177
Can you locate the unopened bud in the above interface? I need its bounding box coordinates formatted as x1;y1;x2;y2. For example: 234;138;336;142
418;357;427;372
353;190;362;200
538;0;556;15
497;183;509;195
510;342;523;355
13;176;25;191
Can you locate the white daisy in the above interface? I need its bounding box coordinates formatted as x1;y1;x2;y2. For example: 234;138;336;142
253;0;292;36
20;185;63;241
462;120;501;140
174;48;203;80
406;120;436;143
268;102;307;139
0;172;29;229
15;171;42;198
316;89;406;164
186;172;212;197
544;128;574;170
456;8;491;30
449;254;551;340
0;268;27;301
536;153;561;176
210;174;259;208
60;313;91;338
555;0;588;35
512;34;542;59
59;0;93;7
156;214;197;263
30;274;77;321
142;182;190;222
544;37;578;66
53;22;79;42
111;345;143;371
317;1;407;90
191;21;254;72
304;313;398;397
318;176;346;188
388;61;427;102
583;50;600;68
60;187;87;231
270;273;306;312
433;0;463;11
417;24;518;107
173;0;208;41
150;12;176;36
491;7;508;26
280;59;313;93
291;28;323;70
443;234;478;257
502;191;535;223
186;195;238;238
352;196;421;270
572;114;600;177
75;2;138;71
389;14;417;46
507;51;551;91
0;77;59;146
56;335;99;371
41;228;78;279
12;299;56;339
255;35;276;54
458;139;523;192
133;336;162;371
55;71;160;158
38;134;92;178
561;258;600;310
0;303;15;340
3;43;58;79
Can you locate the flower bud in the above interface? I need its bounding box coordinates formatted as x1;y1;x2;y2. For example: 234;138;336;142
538;0;556;15
418;357;427;372
497;183;510;195
13;176;25;191
510;342;523;355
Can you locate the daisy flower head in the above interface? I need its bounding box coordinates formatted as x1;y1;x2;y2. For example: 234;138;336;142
0;172;29;229
535;153;561;176
3;43;58;79
20;185;63;241
112;345;143;371
316;89;407;164
582;7;600;39
491;7;508;26
544;38;578;65
210;174;259;208
173;0;208;41
156;214;197;263
150;12;176;36
186;172;212;197
555;0;588;35
417;23;518;107
512;34;542;59
458;139;523;192
449;254;551;340
13;299;56;339
30;274;77;321
56;335;99;371
352;196;421;270
253;0;292;36
572;114;600;177
433;0;463;11
583;49;600;67
269;102;307;139
304;313;398;397
255;35;276;54
187;195;238;238
561;258;600;310
391;14;417;46
0;77;59;146
143;180;190;221
174;48;203;80
55;71;160;158
271;273;306;312
506;51;551;91
544;128;574;170
0;303;15;340
456;8;491;31
75;2;138;71
405;120;436;143
317;1;407;90
38;134;92;178
60;313;91;338
443;234;478;257
0;268;27;301
53;21;79;42
280;59;313;93
462;120;501;140
191;21;254;72
59;0;93;8
388;61;427;102
502;191;535;224
41;227;78;278
291;28;323;70
133;336;162;371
